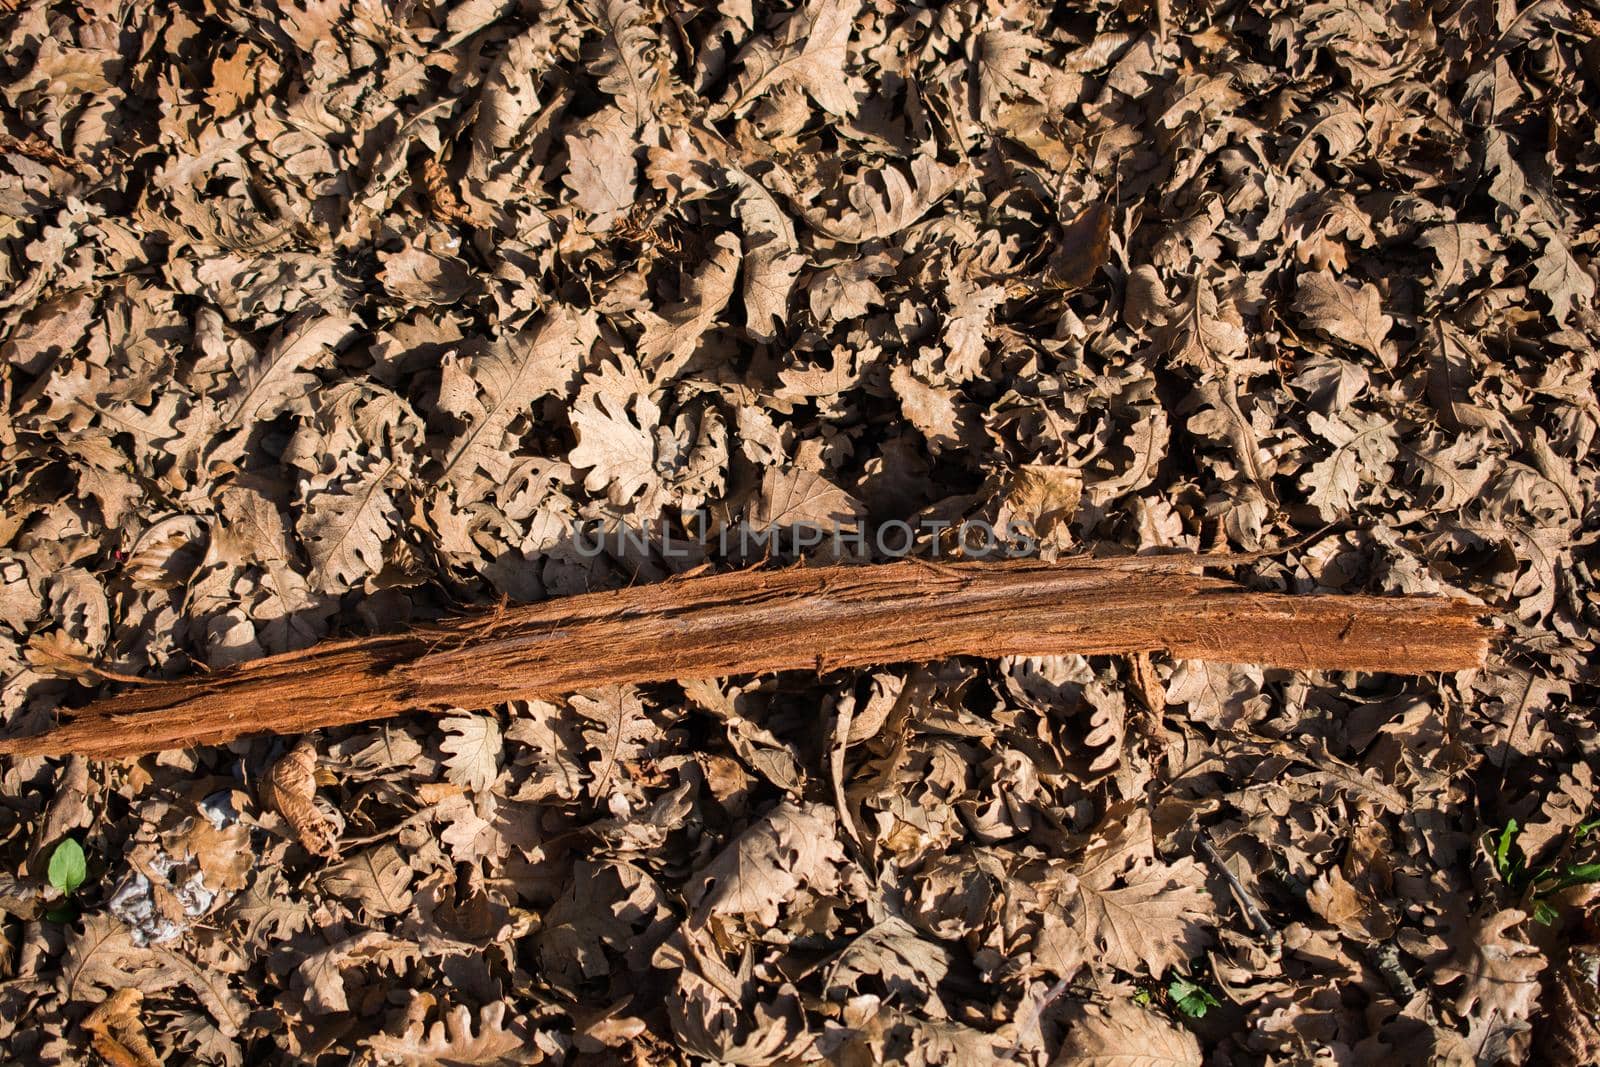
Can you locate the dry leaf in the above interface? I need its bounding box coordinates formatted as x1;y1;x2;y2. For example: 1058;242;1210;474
439;713;503;793
322;845;416;917
748;467;864;532
262;740;338;858
1293;272;1394;364
298;459;403;593
1056;998;1202;1066
56;915;160;1005
638;234;742;378
82;988;161;1067
1538;944;1600;1064
805;156;970;244
689;802;846;928
713;0;865;119
364;1001;544;1065
889;364;965;455
569;686;653;801
222;310;358;427
1427;910;1546;1027
4;1;1595;1060
436;307;598;493
1055;808;1212;977
999;465;1082;548
564;123;639;229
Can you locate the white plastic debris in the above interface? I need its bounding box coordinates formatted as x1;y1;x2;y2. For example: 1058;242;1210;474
107;791;246;946
108;856;218;945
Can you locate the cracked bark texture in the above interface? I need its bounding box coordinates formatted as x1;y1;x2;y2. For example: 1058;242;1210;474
0;555;1490;759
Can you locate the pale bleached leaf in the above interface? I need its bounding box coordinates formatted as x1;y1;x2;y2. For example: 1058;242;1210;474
439;712;503;793
568;361;660;505
563;122;638;229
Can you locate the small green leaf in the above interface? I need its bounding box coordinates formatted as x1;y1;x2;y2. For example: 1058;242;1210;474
1493;819;1519;880
1167;976;1220;1019
1550;862;1600;892
47;838;87;896
1534;899;1560;926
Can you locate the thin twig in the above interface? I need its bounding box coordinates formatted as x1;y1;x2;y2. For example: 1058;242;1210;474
1197;831;1275;936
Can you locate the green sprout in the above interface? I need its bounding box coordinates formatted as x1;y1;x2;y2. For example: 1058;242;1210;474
1487;816;1600;926
1167;975;1220;1019
45;838;87;923
1132;971;1220;1020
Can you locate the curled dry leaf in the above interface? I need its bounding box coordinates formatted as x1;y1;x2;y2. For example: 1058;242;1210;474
82;988;162;1067
1045;201;1113;292
262;740;338;858
296;930;419;1016
1538;943;1600;1064
999;464;1082;550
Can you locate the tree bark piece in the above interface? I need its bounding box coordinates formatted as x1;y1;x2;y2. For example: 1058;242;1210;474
0;556;1489;759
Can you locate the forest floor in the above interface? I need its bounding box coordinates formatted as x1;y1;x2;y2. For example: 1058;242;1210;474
1;1;1597;1064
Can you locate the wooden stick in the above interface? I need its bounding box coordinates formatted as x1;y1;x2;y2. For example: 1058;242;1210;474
0;556;1489;759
